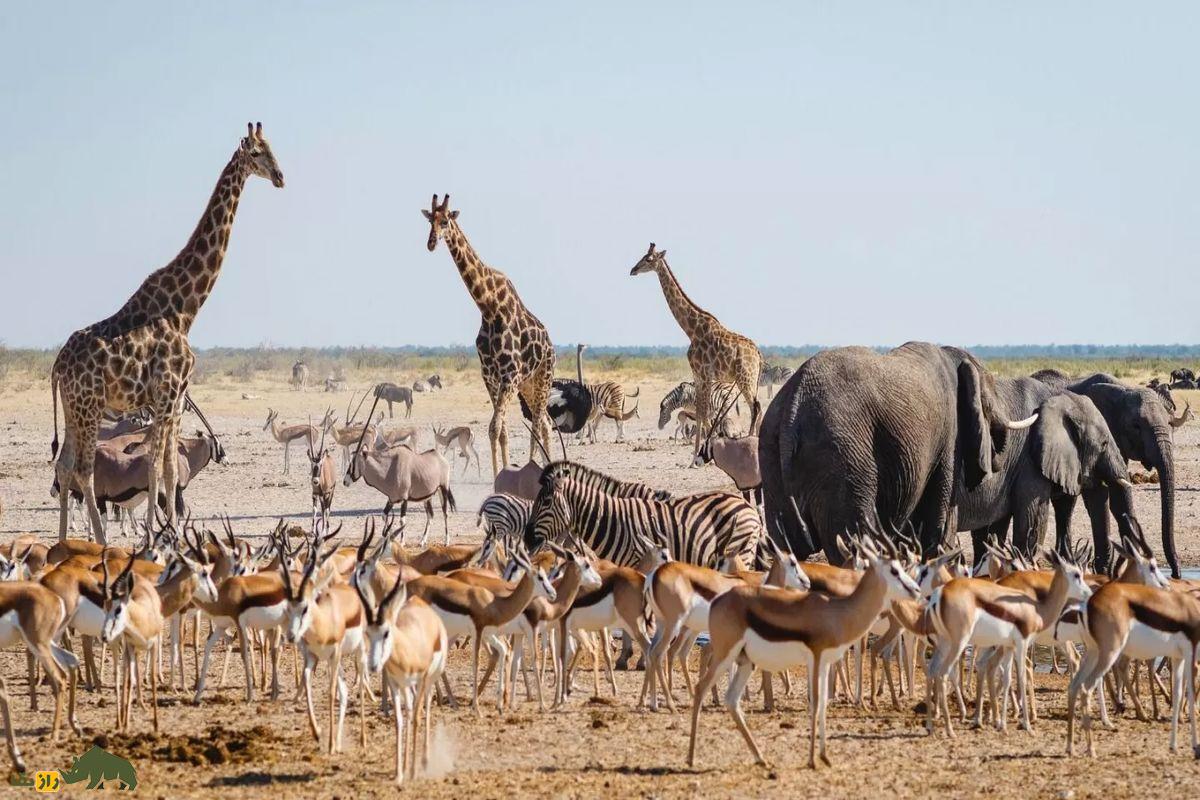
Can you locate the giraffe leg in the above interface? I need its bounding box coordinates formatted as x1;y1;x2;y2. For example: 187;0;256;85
691;379;712;464
521;367;554;465
55;424;79;543
73;415;108;545
160;408;183;527
143;413;168;536
488;383;517;475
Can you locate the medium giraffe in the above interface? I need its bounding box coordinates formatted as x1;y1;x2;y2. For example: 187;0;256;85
630;243;762;457
51;123;284;543
423;194;555;476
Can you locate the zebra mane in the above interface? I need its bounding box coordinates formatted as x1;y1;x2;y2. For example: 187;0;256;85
542;460;667;500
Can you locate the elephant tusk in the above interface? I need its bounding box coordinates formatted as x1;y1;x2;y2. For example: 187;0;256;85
1005;414;1038;430
1116;477;1134;490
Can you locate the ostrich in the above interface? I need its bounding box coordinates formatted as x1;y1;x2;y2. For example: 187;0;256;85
520;343;593;436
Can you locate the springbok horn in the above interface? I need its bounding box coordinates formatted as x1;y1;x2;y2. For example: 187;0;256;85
1006;413;1038;430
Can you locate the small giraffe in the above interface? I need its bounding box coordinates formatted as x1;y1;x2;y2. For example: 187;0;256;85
51;123;284;543
630;243;762;458
423;194;555;476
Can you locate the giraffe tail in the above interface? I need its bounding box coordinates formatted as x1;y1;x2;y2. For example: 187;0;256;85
50;370;60;460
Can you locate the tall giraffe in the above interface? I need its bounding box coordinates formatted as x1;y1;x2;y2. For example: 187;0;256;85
51;123;285;543
630;242;762;457
423;194;555;476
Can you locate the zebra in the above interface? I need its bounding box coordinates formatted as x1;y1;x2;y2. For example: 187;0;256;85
477;492;531;544
525;461;761;569
758;363;794;398
578;382;640;443
657;382;737;439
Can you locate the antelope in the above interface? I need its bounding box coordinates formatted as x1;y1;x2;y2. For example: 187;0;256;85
279;537;366;754
51;432;225;536
554;560;656;707
494;460;543;501
344;442;456;546
307;425;337;530
1068;564;1200;758
0;580;81;772
641;537;809;711
153;527;220;693
192;546;292;704
687;535;920;770
432;425;482;476
376;424;418;450
693;435;760;506
507;542;603;711
406;544;556;716
394;541;479;576
353;570;448;784
264;408;319;474
0;538;48;578
325;392;384;467
98;553;165;732
925;545;1093;737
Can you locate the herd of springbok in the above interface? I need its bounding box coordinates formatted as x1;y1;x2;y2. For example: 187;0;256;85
5;439;1200;784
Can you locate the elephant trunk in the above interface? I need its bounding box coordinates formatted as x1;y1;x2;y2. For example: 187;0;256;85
1149;429;1180;578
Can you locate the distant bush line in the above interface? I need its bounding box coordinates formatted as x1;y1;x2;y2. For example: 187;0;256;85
1;342;1197;386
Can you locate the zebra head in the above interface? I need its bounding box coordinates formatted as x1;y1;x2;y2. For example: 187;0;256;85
524;473;572;551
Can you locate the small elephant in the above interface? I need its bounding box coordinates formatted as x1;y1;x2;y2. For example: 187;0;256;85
1034;371;1189;577
961;389;1135;567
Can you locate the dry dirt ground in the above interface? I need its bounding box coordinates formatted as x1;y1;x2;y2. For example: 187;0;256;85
0;370;1198;798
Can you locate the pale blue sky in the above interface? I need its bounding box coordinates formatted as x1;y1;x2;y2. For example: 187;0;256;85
1;3;1197;349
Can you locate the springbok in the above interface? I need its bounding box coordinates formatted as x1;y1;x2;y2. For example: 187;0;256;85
687;534;920;769
353;569;447;783
432;425;482;476
263;408;320;474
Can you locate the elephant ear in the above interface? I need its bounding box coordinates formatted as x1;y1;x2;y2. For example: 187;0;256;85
957;361;994;489
1031;400;1082;495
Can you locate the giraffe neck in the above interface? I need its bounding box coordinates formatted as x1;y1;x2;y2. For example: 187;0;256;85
654;261;714;339
110;148;252;334
443;220;503;317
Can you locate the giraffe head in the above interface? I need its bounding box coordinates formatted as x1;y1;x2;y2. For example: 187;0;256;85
239;122;285;188
422;194;459;252
629;242;667;276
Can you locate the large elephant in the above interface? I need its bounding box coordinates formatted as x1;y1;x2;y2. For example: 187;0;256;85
1033;370;1188;577
957;383;1135;569
760;342;1037;561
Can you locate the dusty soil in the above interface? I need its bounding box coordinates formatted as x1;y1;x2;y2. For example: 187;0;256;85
0;371;1197;798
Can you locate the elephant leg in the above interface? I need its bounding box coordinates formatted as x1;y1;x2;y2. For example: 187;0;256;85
1051;493;1078;556
909;458;955;556
1012;495;1050;562
1082;488;1112;574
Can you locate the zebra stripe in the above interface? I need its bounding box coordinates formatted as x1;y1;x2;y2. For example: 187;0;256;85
526;463;762;568
477;493;531;542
